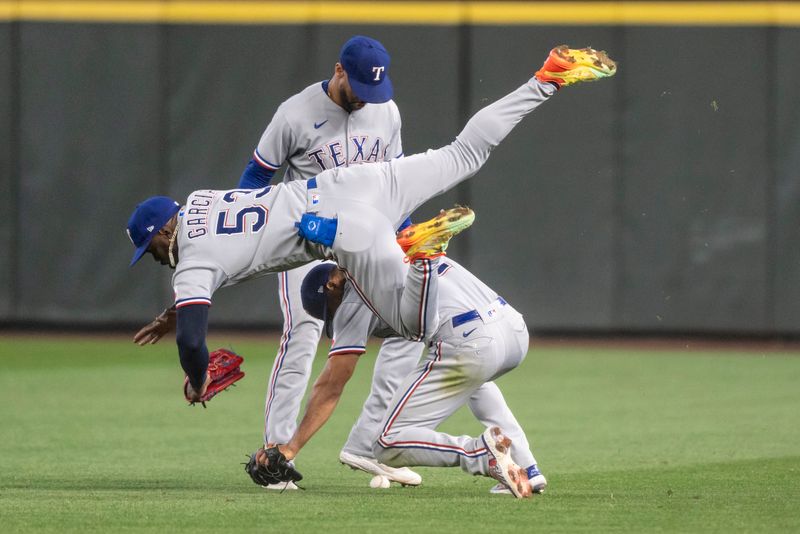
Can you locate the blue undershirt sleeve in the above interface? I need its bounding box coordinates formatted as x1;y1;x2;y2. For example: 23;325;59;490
175;304;210;390
238;159;276;189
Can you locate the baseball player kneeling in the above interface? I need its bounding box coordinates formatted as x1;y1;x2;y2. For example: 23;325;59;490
281;255;547;498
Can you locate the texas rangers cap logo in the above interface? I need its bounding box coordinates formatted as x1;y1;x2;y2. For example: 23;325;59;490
339;35;393;104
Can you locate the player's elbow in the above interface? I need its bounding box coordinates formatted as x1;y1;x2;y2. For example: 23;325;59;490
238;160;274;189
175;328;205;354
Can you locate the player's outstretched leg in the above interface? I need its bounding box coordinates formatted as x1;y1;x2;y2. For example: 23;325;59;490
321;45;616;340
534;45;617;89
357;45;617;230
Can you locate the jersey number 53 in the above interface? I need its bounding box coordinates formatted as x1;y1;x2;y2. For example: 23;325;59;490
215;189;270;236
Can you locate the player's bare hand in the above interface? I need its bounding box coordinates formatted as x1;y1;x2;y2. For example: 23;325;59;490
133;306;176;345
185;373;212;403
277;444;297;461
254;444;295;464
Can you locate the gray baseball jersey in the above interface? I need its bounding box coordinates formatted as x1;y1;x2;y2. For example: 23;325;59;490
252;81;402;183
329;258;499;352
172;186;317;307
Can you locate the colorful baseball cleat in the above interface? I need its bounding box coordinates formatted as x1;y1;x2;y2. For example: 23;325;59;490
339;451;422;486
490;464;547;495
482;426;532;499
396;206;475;262
535;45;617;89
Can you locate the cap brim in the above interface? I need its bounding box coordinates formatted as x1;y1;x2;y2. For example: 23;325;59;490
129;238;153;267
349;75;393;104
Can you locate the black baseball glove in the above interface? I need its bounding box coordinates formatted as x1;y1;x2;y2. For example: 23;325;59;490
244;446;303;487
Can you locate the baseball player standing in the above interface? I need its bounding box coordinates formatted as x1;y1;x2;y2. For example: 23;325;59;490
236;35;423;489
259;257;547;497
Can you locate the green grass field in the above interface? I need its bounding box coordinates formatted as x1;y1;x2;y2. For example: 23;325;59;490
1;335;799;532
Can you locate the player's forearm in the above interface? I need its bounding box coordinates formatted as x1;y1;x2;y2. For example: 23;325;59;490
284;382;342;459
175;305;210;390
284;354;359;459
238;159;275;189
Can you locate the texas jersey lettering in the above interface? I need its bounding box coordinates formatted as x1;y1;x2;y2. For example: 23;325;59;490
251;81;402;183
306;135;388;171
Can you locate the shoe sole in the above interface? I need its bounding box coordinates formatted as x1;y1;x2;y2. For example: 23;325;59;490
482;427;532;499
397;206;475;259
537;45;617;86
339;451;422;486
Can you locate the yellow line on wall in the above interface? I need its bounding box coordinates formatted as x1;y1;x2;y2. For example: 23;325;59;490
1;1;799;26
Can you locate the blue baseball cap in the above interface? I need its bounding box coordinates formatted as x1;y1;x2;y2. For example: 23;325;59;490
300;263;338;338
340;35;393;104
126;196;181;266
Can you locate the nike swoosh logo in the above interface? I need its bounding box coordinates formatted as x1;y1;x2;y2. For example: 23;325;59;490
463;327;478;337
314;120;329;129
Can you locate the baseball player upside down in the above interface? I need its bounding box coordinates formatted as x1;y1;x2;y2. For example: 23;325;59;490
126;45;617;496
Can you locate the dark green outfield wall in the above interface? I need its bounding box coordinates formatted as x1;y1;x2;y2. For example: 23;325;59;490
2;22;799;335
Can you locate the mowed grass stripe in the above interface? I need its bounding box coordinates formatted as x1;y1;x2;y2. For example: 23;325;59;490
2;458;798;532
1;336;798;532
